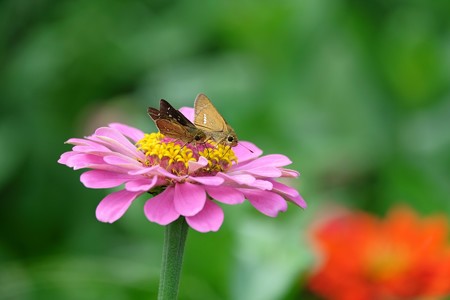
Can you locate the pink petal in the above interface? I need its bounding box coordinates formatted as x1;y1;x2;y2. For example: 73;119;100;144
217;173;256;185
233;141;262;163
63;154;126;172
244;167;282;177
188;156;208;173
186;200;224;232
269;180;298;197
233;154;292;172
155;167;185;180
248;179;273;190
288;194;307;208
68;138;112;154
144;187;180;225
240;189;288;217
131;166;181;180
69;149;107;159
178;107;194;122
174;182;206;216
93;127;144;160
109;123;145;143
189;176;224;186
65;138;89;145
58;152;78;165
125;177;158;192
270;181;306;208
67;154;124;172
280;168;299;178
96;190;142;223
103;155;142;169
66;154;104;168
128;166;160;175
80;170;134;188
257;154;292;167
65;138;101;147
205;186;245;204
72;146;112;157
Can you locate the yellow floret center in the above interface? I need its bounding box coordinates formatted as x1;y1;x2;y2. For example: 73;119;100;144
136;132;237;176
365;243;411;281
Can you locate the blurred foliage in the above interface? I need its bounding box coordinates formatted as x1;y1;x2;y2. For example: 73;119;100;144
0;0;449;299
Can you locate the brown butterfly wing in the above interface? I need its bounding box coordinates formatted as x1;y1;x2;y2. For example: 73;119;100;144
148;100;206;143
159;99;197;129
148;107;161;121
154;119;192;141
194;94;227;132
194;93;238;146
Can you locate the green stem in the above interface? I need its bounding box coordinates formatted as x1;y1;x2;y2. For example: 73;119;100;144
158;217;189;300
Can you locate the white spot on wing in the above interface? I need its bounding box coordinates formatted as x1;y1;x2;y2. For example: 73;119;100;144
203;114;207;125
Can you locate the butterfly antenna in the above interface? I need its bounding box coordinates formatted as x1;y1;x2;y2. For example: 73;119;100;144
205;143;212;159
179;141;188;152
168;138;185;155
202;140;214;159
239;142;254;153
222;145;231;157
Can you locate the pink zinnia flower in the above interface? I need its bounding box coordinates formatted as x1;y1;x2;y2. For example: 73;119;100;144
58;107;306;232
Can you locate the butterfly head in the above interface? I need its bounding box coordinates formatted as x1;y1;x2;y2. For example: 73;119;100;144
224;131;238;147
192;130;207;143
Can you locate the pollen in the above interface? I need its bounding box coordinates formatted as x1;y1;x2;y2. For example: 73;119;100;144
136;132;237;176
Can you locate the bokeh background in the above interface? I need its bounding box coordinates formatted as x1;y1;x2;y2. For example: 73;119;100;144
1;0;449;299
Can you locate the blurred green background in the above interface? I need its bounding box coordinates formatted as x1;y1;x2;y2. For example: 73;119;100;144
1;0;449;299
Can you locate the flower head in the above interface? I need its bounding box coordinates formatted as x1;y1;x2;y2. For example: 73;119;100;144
58;107;306;232
307;207;450;300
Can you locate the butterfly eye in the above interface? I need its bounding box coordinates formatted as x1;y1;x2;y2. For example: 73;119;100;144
227;136;234;142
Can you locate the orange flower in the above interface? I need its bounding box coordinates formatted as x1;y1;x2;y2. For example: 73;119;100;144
307;207;450;300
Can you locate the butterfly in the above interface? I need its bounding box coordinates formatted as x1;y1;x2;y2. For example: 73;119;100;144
148;99;207;144
194;93;238;147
